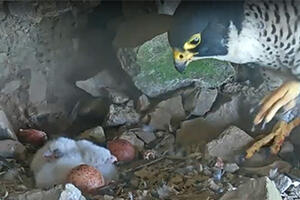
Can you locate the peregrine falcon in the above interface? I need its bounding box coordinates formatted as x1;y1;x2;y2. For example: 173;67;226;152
168;0;300;158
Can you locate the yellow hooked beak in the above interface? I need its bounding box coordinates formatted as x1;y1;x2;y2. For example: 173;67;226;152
173;49;197;73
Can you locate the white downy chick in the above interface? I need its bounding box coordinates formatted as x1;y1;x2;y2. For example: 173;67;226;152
76;139;118;183
31;137;83;188
31;137;118;188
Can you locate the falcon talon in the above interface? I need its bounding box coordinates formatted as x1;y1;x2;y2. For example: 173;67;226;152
261;121;267;130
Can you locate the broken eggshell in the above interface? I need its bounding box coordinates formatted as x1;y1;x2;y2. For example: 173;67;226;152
17;129;48;146
107;139;136;162
66;164;105;194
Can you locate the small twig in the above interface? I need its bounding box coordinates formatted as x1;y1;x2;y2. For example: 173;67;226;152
125;157;165;173
165;155;189;161
98;182;125;191
125;155;188;173
17;175;24;184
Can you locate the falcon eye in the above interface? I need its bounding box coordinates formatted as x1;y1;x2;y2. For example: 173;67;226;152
184;33;201;50
190;37;199;45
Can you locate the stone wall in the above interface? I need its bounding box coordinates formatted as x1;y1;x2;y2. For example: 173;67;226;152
0;1;102;134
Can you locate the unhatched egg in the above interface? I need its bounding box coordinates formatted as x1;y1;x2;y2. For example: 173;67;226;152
66;164;105;194
18;129;47;146
107;139;136;162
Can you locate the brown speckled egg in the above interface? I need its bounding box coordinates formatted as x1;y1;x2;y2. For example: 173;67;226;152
107;139;136;162
66;164;105;194
18;129;47;146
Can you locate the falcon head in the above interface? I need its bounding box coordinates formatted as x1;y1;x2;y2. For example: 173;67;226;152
168;1;244;73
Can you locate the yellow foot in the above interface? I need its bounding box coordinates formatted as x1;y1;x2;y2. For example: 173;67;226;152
246;118;300;159
254;81;300;125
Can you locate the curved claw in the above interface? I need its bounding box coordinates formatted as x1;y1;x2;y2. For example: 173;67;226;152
254;81;300;126
246;118;300;159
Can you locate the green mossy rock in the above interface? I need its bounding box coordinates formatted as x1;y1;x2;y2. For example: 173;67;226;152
117;33;235;97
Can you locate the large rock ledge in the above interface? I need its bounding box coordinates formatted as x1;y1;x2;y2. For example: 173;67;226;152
117;33;235;97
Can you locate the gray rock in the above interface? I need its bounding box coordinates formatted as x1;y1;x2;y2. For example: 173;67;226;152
289;185;300;197
29;71;47;104
59;184;86;200
205;95;241;129
78;126;106;144
148;95;185;130
177;95;243;148
273;174;292;194
224;163;240;173
279;141;294;155
8;185;63;200
105;100;140;127
117;33;234;97
220;177;282;200
131;128;156;144
120;130;145;151
176;117;220;148
1;80;21;94
207;178;224;193
137;94;150;112
109;90;129;104
0;139;25;158
157;0;181;15
183;88;218;116
206;126;253;162
76;70;120;98
0;110;17;140
8;184;86;200
148;109;172;131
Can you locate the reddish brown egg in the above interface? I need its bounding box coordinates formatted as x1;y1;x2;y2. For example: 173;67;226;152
66;164;105;194
107;139;136;162
18;129;47;146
